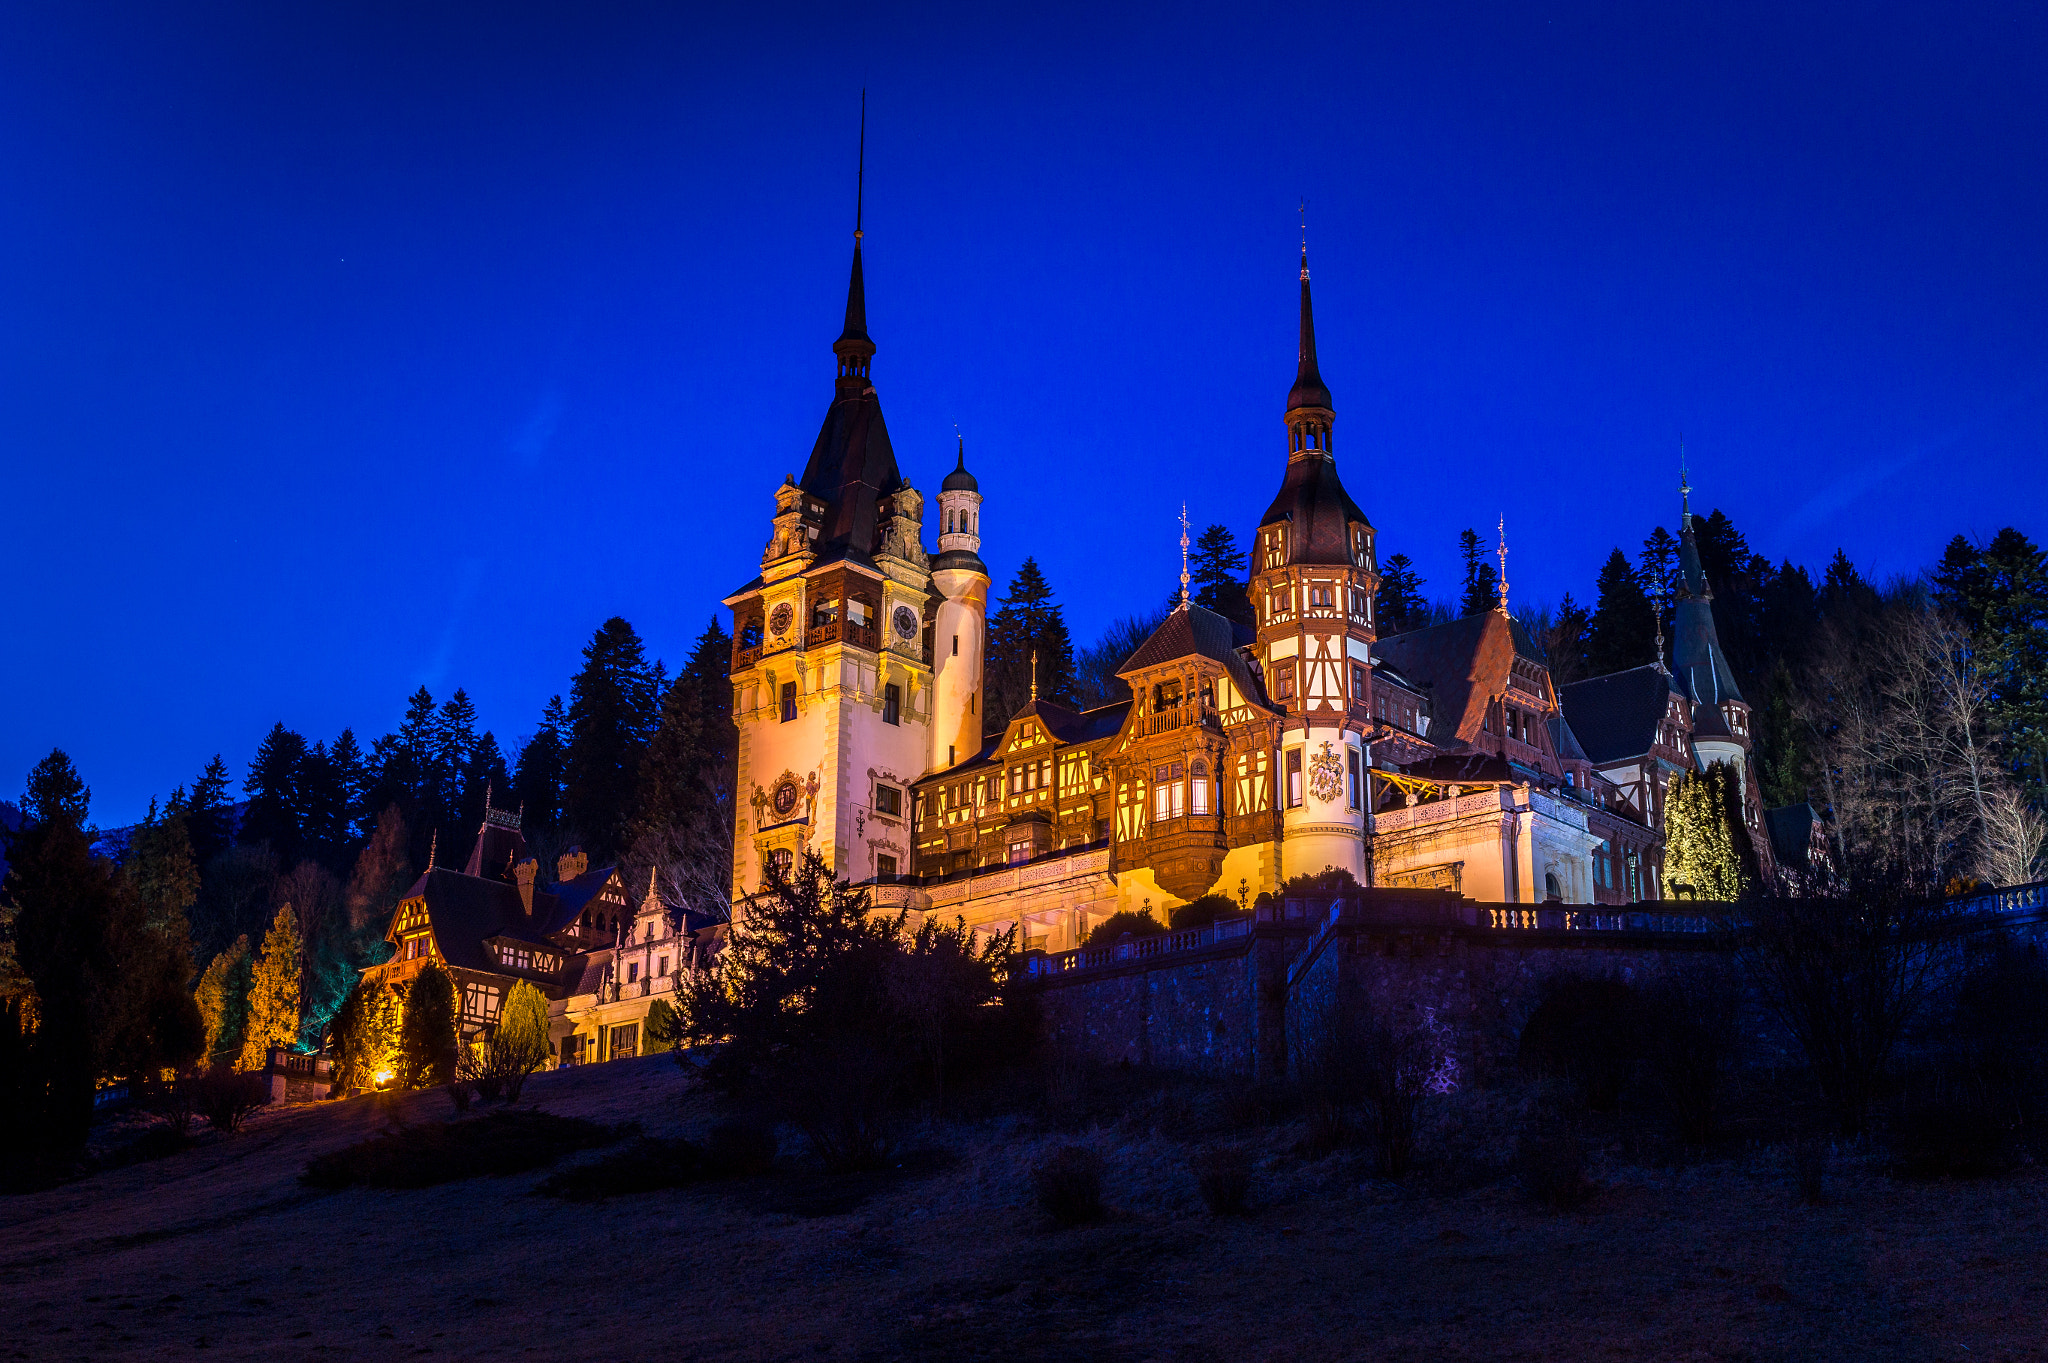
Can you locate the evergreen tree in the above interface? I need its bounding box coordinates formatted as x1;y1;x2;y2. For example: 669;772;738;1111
1584;549;1656;676
626;620;738;917
1377;553;1427;637
1665;762;1752;900
22;749;90;828
296;740;351;872
433;689;481;826
513;696;570;834
331;979;402;1091
326;728;370;844
397;960;458;1088
240;723;308;863
1535;592;1592;689
1639;526;1681;607
1186;524;1253;629
984;558;1078;732
1457;529;1494;615
366;687;440;868
237;903;302;1070
1934;529;2048;807
183;755;236;868
1755;658;1813;809
342;805;410;949
563;618;663;859
194;935;253;1065
117;804;207;1077
497;980;549;1058
459;731;511;836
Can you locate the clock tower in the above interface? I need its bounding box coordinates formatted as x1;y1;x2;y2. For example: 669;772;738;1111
723;216;966;902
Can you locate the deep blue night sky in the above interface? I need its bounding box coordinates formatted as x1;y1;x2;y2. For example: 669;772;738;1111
5;2;2045;826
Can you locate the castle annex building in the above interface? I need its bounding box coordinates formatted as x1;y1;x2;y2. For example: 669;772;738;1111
725;217;1817;951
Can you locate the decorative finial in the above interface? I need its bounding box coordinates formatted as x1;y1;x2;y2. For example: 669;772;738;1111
1179;502;1192;607
855;89;866;242
1495;516;1510;613
428;828;437;870
1299;198;1309;278
483;779;492;810
1679;433;1691;530
648;865;658;897
1030;649;1038;702
1651;586;1669;675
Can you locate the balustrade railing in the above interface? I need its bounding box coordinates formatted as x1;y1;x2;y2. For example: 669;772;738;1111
1135;704;1221;738
1025;915;1254;978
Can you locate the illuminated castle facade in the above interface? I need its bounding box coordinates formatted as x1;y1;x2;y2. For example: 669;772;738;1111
724;221;1793;952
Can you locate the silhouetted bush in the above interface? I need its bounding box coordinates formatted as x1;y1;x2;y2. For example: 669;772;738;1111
704;1118;778;1176
1293;994;1447;1175
1793;1134;1828;1204
1190;1145;1251;1215
301;1111;620;1189
1516;1098;1592;1211
539;1137;703;1200
445;1080;472;1114
192;1067;267;1134
1034;1145;1106;1226
1083;910;1166;947
1168;895;1238;930
1888;1081;2019;1179
1638;963;1743;1143
1518;975;1638;1112
1941;938;2048;1155
774;1039;901;1173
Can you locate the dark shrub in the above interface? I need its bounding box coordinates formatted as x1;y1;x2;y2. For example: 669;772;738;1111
301;1111;621;1190
1943;938;2048;1155
1639;963;1743;1143
539;1137;702;1200
1519;976;1638;1112
445;1081;473;1115
1190;1145;1251;1215
704;1119;778;1176
1889;1082;2019;1179
1168;896;1239;930
1516;1101;1592;1211
1034;1145;1106;1226
1083;910;1167;948
1292;995;1441;1176
1793;1134;1828;1204
192;1067;267;1134
774;1039;901;1173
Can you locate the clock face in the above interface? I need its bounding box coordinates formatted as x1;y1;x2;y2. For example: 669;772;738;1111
769;603;793;637
772;780;799;817
893;605;919;640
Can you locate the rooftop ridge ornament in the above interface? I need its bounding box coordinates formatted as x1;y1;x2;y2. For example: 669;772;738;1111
1299;197;1309;279
855;88;865;242
1679;433;1692;530
427;828;437;871
1651;584;1670;675
1495;515;1510;613
1178;502;1192;607
1029;649;1039;702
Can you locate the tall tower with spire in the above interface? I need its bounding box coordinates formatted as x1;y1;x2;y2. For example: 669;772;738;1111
1670;462;1772;874
1253;242;1381;883
723;107;951;902
931;437;989;771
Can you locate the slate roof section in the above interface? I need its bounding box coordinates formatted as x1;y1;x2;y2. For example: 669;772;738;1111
1372;611;1545;751
401;868;559;977
1118;602;1272;708
1765;803;1821;871
1672;522;1745;710
1258;456;1370;564
1548;713;1591;765
801;242;901;563
1558;666;1673;766
462;816;528;881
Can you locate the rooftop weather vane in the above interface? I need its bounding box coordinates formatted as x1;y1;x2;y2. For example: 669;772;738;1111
1029;649;1039;702
1299;197;1309;277
1496;516;1510;613
855;89;866;243
1679;433;1691;529
1179;502;1192;607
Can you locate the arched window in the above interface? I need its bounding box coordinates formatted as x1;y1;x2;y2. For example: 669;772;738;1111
1544;872;1562;902
1191;760;1210;815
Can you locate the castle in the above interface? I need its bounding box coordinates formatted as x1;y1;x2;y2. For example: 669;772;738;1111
723;212;1821;952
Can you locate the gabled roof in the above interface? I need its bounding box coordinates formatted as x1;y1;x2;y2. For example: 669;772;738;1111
1372;610;1545;750
397;867;561;977
1548;713;1590;765
1672;522;1745;709
1118;602;1270;707
1558;665;1675;766
1765;803;1821;871
1257;456;1370;562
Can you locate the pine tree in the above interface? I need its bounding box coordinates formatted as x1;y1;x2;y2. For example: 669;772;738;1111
397;960;458;1089
497;980;549;1059
184;755;236;869
1377;553;1427;636
240;723;308;863
1665;762;1751;901
22;749;90;828
1187;524;1253;629
237;903;303;1069
460;732;510;834
326;728;370;845
343;804;411;938
1537;592;1592;689
1457;530;1494;616
118;804;207;1076
1638;526;1681;606
1755;658;1812;809
296;740;351;871
1584;549;1656;677
365;687;440;869
194;935;253;1064
984;558;1078;732
513;696;569;834
1934;529;2048;808
331;979;402;1091
563;618;662;859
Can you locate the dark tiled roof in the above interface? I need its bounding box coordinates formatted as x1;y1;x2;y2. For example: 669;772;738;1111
539;866;618;935
1394;753;1517;785
1765;803;1819;870
1673;524;1745;708
1548;713;1590;765
462;819;528;880
405;868;559;976
1559;666;1672;766
1372;611;1543;751
801;387;899;560
1118;602;1271;707
1257;456;1370;563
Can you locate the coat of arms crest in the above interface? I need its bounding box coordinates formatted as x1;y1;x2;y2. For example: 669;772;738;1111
1308;740;1345;804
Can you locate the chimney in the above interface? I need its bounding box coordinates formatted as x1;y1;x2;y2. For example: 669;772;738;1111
557;845;588;883
513;857;538;916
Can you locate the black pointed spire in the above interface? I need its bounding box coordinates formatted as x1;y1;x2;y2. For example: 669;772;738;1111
1287;246;1332;416
833;91;874;383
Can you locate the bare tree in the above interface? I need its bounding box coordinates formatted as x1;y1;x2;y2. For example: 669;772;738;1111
1073;610;1168;711
1978;782;2048;887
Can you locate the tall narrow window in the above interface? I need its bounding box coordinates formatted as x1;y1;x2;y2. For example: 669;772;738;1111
1274;661;1296;701
883;684;901;725
1346;746;1362;810
1191;760;1210;815
1286;748;1303;808
1351;662;1368;701
1154;765;1172;821
952;634;959;656
779;682;797;723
